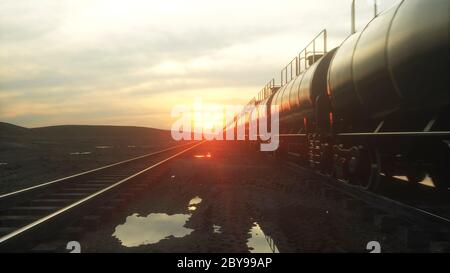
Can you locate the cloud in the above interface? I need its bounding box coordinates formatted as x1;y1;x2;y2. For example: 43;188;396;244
0;0;400;128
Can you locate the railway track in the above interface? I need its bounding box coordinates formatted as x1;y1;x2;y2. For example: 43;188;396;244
1;138;447;252
284;160;450;252
0;141;204;252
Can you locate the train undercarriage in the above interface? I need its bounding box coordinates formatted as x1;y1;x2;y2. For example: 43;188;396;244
269;106;450;192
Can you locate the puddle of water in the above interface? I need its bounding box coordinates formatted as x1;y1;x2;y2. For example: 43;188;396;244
247;222;279;253
420;175;435;188
188;196;202;211
0;163;8;166
393;175;408;182
69;152;91;155
393;175;435;188
213;225;222;234
113;196;202;247
194;152;212;159
96;146;112;149
113;213;193;247
188;196;202;206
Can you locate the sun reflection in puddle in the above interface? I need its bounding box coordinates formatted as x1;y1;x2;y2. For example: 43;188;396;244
194;152;212;159
113;213;193;247
188;196;202;211
69;152;91;155
247;222;279;253
393;175;436;188
96;146;113;149
188;196;202;205
113;196;202;247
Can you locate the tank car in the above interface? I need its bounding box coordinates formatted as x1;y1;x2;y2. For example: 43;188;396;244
235;0;449;190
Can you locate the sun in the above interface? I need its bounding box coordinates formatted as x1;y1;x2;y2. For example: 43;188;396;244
191;100;225;132
202;120;215;130
195;113;224;132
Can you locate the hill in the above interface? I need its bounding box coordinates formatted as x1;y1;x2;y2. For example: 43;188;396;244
0;122;30;137
0;122;171;145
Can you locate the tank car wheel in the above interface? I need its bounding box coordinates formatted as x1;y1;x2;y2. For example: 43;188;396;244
348;146;381;191
332;152;349;182
319;142;333;176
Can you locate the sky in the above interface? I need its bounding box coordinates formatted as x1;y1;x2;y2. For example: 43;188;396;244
0;0;399;129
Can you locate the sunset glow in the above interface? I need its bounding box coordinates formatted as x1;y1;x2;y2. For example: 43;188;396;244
0;0;447;256
0;0;399;129
194;153;212;159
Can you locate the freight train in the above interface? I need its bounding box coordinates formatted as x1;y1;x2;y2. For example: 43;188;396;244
227;0;449;190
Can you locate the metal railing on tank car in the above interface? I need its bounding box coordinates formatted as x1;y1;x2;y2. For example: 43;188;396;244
256;79;276;103
280;29;328;87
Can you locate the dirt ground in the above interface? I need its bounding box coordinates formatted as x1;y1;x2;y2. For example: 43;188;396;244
0;126;177;195
77;142;405;253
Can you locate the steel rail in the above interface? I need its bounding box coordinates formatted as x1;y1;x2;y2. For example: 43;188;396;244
0;141;205;244
0;142;195;199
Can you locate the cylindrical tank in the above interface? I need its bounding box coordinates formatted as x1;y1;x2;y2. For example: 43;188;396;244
297;48;337;117
271;84;285;116
328;0;449;121
388;0;449;110
272;48;337;127
280;79;295;112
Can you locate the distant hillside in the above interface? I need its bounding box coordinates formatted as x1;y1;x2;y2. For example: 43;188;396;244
31;125;169;138
0;122;172;144
0;122;30;137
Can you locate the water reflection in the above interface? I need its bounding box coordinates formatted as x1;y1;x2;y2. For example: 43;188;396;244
188;196;202;206
247;222;279;253
188;196;202;211
194;152;212;159
113;196;202;247
69;152;91;155
0;163;8;166
393;175;436;188
96;146;112;149
113;213;193;247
